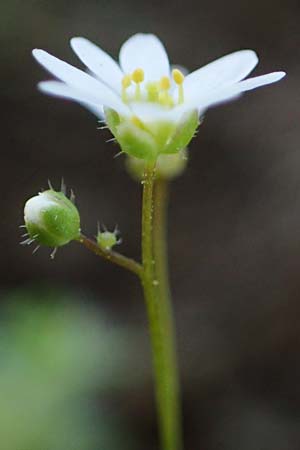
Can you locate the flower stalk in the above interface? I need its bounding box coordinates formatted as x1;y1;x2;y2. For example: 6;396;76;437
76;165;183;450
153;178;182;450
140;164;182;450
77;234;142;277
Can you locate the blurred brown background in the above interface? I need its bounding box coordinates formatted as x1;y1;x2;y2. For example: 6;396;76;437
1;0;300;448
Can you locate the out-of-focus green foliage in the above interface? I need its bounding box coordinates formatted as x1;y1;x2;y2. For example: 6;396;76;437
0;288;136;450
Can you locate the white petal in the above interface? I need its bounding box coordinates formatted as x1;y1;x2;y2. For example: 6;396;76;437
197;88;242;112
24;192;56;225
39;80;104;118
182;71;285;114
38;80;100;103
184;50;259;96
81;104;104;119
130;101;182;123
38;81;130;116
119;33;170;81
173;84;240;116
32;49;129;114
70;37;123;93
237;71;286;91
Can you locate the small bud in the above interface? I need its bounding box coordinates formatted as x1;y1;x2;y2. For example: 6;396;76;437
23;189;81;248
97;229;119;251
126;148;188;181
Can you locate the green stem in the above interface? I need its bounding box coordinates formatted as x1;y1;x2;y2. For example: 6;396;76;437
78;166;183;450
77;234;142;277
141;166;182;450
153;178;182;450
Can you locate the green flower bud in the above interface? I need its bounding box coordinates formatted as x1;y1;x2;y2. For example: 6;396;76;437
97;232;117;250
23;190;81;248
105;108;198;162
126;148;188;181
96;227;120;251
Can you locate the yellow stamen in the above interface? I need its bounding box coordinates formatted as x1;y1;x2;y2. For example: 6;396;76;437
159;76;171;91
122;74;132;89
121;74;131;102
132;68;144;84
172;69;184;85
158;91;174;108
158;76;173;107
172;69;185;104
132;68;144;101
146;82;159;102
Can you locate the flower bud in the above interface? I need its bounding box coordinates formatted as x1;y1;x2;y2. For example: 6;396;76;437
23;189;81;248
126;149;188;181
97;229;119;251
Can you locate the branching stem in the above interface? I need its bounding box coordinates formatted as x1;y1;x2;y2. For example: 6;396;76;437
78;165;183;450
77;234;142;277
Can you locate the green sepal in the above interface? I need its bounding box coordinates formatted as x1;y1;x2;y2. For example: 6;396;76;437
104;108;120;135
116;121;158;161
162;111;199;154
104;108;199;162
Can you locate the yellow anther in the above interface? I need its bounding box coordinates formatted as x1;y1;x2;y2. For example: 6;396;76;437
172;69;185;104
172;69;185;85
159;76;171;91
131;68;144;101
122;74;132;89
121;74;132;103
132;68;144;84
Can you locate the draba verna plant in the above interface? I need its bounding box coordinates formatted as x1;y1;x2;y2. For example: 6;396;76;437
24;33;285;450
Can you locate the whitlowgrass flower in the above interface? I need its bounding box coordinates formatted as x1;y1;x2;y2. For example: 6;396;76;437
33;34;285;161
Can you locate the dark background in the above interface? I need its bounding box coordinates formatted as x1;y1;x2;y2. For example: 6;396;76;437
1;0;300;448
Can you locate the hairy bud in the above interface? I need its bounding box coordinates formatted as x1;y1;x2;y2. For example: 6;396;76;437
96;227;120;251
23;189;80;248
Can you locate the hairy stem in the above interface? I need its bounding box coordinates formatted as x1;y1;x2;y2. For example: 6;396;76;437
141;166;182;450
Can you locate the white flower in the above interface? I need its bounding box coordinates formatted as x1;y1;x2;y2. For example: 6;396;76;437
32;33;285;160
